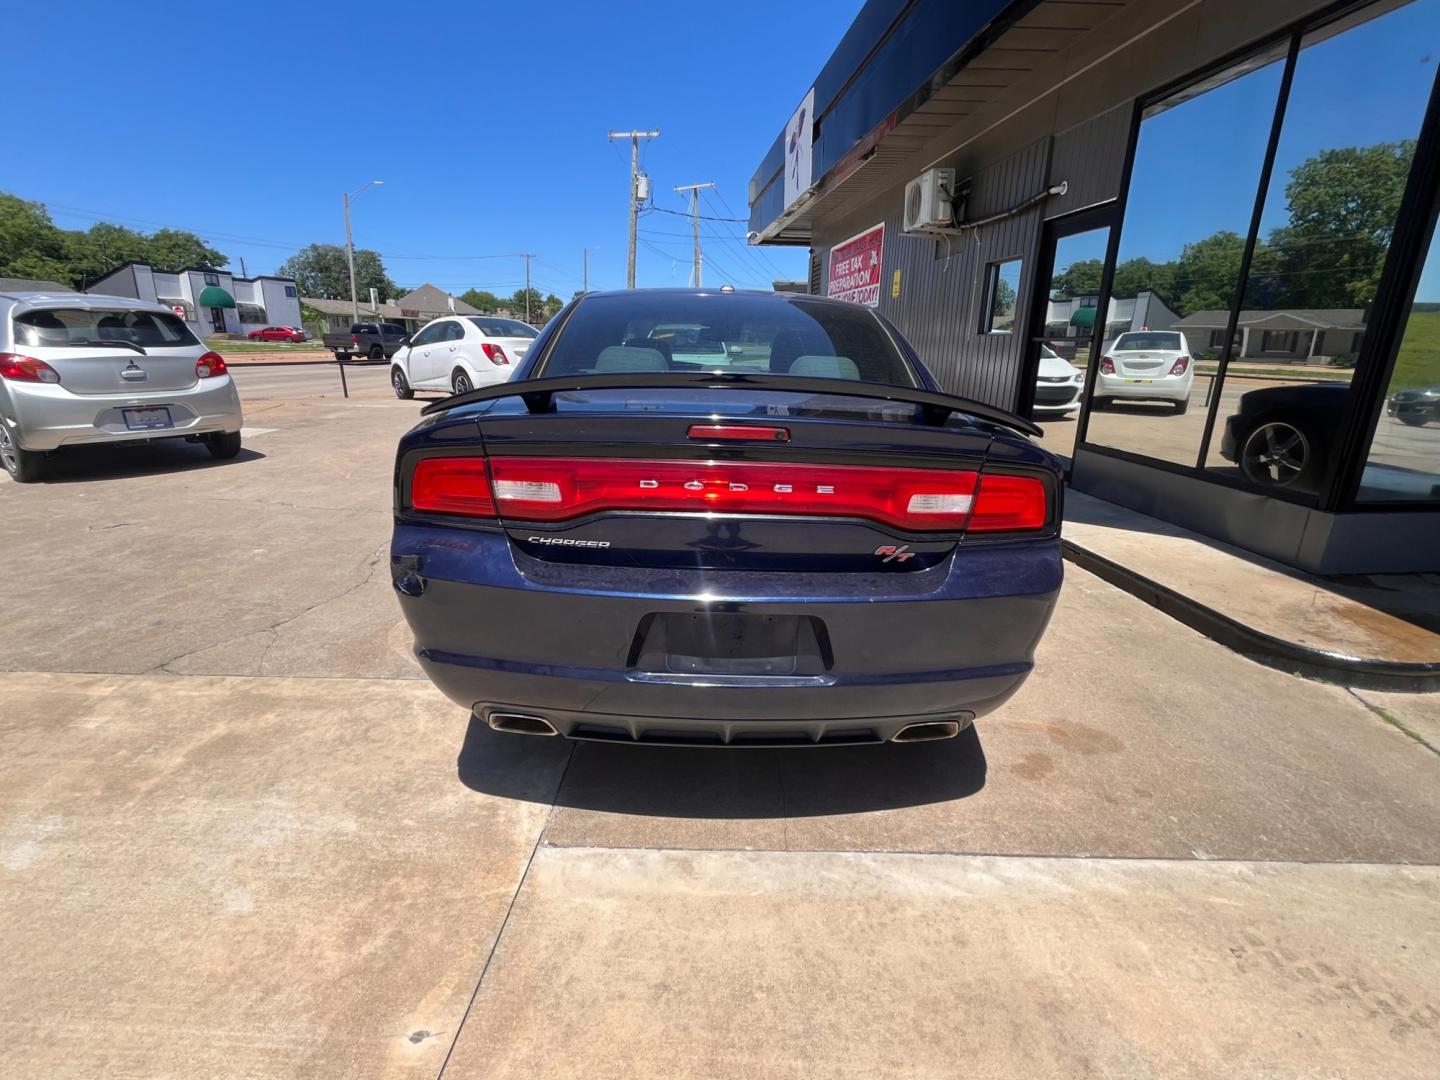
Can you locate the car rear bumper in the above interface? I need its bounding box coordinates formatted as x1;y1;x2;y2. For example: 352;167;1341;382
393;525;1062;744
4;376;243;451
1096;372;1191;401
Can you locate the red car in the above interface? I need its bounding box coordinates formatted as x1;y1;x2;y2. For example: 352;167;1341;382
247;325;307;343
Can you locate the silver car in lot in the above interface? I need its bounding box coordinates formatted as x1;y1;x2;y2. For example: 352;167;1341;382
0;291;243;482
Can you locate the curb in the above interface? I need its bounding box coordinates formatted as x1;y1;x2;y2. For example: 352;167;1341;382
1061;539;1440;693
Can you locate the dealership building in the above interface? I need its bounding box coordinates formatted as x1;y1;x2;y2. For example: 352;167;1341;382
749;0;1440;573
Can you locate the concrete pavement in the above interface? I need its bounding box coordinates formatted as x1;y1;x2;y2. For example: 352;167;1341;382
2;364;1438;1078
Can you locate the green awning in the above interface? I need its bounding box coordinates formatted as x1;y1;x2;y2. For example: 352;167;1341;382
1069;307;1096;327
197;285;235;308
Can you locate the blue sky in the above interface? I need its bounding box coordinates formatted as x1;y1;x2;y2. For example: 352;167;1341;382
6;0;861;297
1110;0;1440;299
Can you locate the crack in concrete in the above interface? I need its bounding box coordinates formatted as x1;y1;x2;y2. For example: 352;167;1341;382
1347;688;1440;757
148;539;390;676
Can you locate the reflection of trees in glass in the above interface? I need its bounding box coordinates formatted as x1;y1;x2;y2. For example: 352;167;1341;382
1050;259;1103;299
1105;140;1414;315
993;274;1017;315
1258;140;1416;308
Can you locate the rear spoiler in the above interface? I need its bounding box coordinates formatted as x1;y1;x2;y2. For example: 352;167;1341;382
419;371;1042;438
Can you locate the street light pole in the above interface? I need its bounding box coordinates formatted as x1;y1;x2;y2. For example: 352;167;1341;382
344;179;383;324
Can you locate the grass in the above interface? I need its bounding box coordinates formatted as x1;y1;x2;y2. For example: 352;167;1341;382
1390;308;1440;390
205;336;327;353
1194;363;1352;382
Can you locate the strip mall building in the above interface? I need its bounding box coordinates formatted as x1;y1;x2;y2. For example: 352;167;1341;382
749;0;1440;572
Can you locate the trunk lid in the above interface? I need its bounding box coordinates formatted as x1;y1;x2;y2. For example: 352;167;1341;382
31;344;203;394
489;336;535;364
474;387;993;573
13;305;206;394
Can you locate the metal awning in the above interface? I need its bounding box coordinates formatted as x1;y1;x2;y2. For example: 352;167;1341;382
197;285;235;308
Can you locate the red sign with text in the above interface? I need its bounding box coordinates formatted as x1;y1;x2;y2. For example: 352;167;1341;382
826;223;885;307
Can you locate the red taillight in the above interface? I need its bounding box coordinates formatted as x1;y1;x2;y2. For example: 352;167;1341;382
411;457;497;517
0;353;60;383
196;351;228;378
968;474;1049;532
488;458;975;531
481;343;510;365
410;455;1050;532
351;334;359;346
1169;356;1189;375
1099;355;1115;375
687;424;790;442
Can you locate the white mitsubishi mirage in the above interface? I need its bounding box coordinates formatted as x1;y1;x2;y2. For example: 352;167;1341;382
1094;330;1195;413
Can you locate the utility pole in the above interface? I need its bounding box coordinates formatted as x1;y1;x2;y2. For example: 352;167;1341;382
239;256;247;278
582;246;600;293
520;253;534;324
673;182;715;287
343;179;383;323
608;129;659;288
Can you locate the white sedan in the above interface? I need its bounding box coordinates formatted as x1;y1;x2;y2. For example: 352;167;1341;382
1094;330;1195;414
1031;344;1085;415
389;316;537;399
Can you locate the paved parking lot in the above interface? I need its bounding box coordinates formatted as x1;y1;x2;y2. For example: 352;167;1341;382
3;366;1438;1078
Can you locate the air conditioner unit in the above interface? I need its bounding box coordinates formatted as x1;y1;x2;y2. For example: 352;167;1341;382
904;168;956;231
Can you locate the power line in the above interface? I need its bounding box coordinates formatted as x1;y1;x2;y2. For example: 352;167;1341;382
704;188;786;280
643;205;748;224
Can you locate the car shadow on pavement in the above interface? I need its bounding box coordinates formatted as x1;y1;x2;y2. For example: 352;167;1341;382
35;444;265;483
456;714;988;818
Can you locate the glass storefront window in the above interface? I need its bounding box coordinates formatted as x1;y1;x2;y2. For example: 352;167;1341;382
1084;48;1286;465
1359;229;1440;502
1204;0;1440;496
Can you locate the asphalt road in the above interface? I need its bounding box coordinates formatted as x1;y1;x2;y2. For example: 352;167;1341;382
2;365;1438;1078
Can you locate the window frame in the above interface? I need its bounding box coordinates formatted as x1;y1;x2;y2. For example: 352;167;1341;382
980;257;1023;335
1073;0;1440;514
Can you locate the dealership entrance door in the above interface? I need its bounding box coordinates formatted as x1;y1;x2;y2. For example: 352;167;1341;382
1018;209;1118;458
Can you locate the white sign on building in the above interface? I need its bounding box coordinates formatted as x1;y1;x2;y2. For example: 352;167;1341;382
783;87;815;211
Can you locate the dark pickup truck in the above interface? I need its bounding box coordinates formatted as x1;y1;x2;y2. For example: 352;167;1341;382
322;322;409;361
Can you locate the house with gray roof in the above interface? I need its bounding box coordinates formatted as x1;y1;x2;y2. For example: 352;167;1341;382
1174;308;1366;362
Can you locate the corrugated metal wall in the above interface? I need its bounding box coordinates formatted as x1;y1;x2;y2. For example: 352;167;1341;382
815;138;1051;411
1045;104;1133;219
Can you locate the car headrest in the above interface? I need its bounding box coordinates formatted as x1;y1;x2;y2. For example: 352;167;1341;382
624;337;672;365
594;345;669;372
788;355;860;380
769;330;806;372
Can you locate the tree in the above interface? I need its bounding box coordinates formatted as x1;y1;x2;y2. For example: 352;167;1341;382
1;193;227;288
1109;257;1177;302
1267;140;1415;308
1170;231;1250;315
510;287;545;321
0;193;71;284
276;243;397;301
1050;258;1103;299
144;228;225;273
460;288;502;312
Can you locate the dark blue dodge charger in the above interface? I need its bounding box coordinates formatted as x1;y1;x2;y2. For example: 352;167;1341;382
391;289;1062;746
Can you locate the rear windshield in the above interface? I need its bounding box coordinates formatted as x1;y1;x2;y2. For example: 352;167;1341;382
469;318;537;339
14;308;200;349
1113;331;1181;351
540;293;915;385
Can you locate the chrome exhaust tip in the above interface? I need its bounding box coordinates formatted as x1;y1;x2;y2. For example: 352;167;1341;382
891;720;961;744
487;712;559;737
